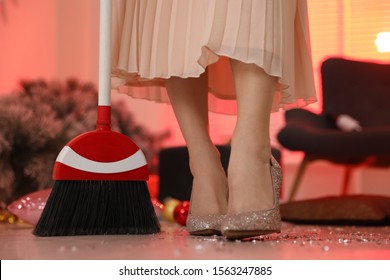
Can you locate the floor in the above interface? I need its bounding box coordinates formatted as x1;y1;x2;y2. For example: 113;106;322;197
1;222;389;260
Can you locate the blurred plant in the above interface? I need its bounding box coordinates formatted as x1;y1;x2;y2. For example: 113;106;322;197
0;79;170;204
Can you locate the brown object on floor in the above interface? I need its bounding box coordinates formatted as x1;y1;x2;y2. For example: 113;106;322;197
280;195;390;226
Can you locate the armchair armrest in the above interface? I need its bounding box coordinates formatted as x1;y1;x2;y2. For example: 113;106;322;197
278;108;390;158
285;109;332;129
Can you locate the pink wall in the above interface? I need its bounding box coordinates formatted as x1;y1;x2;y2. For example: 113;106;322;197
0;0;99;94
0;0;57;92
55;0;99;84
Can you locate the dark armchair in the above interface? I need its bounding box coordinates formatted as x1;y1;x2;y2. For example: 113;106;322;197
277;57;390;201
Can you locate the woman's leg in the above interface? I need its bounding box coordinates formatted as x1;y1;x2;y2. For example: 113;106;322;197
228;59;277;214
165;72;228;216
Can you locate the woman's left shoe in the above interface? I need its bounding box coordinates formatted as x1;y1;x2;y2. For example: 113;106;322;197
221;156;282;239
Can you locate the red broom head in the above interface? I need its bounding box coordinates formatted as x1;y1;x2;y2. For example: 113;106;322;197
53;129;149;181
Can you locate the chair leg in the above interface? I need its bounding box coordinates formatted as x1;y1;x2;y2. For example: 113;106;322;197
342;166;353;195
287;155;311;201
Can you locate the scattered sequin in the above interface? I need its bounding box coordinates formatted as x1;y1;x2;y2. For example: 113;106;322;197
322;245;330;252
184;221;390;256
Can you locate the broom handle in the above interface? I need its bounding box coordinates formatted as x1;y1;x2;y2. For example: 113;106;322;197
97;0;112;130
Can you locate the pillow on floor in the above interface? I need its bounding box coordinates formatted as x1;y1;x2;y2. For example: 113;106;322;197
280;195;390;225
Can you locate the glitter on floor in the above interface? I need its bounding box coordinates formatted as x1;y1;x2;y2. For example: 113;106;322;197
0;222;389;260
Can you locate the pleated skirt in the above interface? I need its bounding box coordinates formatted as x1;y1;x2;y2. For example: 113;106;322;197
111;0;317;114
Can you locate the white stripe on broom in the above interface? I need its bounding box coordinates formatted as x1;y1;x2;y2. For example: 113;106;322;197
56;146;147;173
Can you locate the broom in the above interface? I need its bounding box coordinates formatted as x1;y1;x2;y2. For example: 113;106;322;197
33;0;160;236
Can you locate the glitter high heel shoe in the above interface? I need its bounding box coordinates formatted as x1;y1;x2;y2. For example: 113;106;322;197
186;173;228;236
221;156;282;239
186;213;225;236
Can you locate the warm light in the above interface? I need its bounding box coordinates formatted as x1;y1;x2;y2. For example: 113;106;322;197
375;32;390;53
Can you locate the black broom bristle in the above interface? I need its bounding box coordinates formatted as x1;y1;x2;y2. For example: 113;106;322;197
33;180;161;236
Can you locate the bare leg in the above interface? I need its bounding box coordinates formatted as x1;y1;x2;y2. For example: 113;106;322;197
165;72;228;216
228;59;277;214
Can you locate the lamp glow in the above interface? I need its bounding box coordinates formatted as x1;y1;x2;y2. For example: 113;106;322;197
375;32;390;53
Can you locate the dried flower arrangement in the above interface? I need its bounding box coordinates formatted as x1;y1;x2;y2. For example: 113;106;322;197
0;79;170;205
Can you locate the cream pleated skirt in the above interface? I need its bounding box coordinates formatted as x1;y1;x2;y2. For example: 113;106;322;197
111;0;317;114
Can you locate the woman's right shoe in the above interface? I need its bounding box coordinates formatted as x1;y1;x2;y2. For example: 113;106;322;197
186;175;228;236
186;213;225;236
221;156;282;239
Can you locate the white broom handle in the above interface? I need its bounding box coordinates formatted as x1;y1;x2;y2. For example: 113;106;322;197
98;0;111;106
